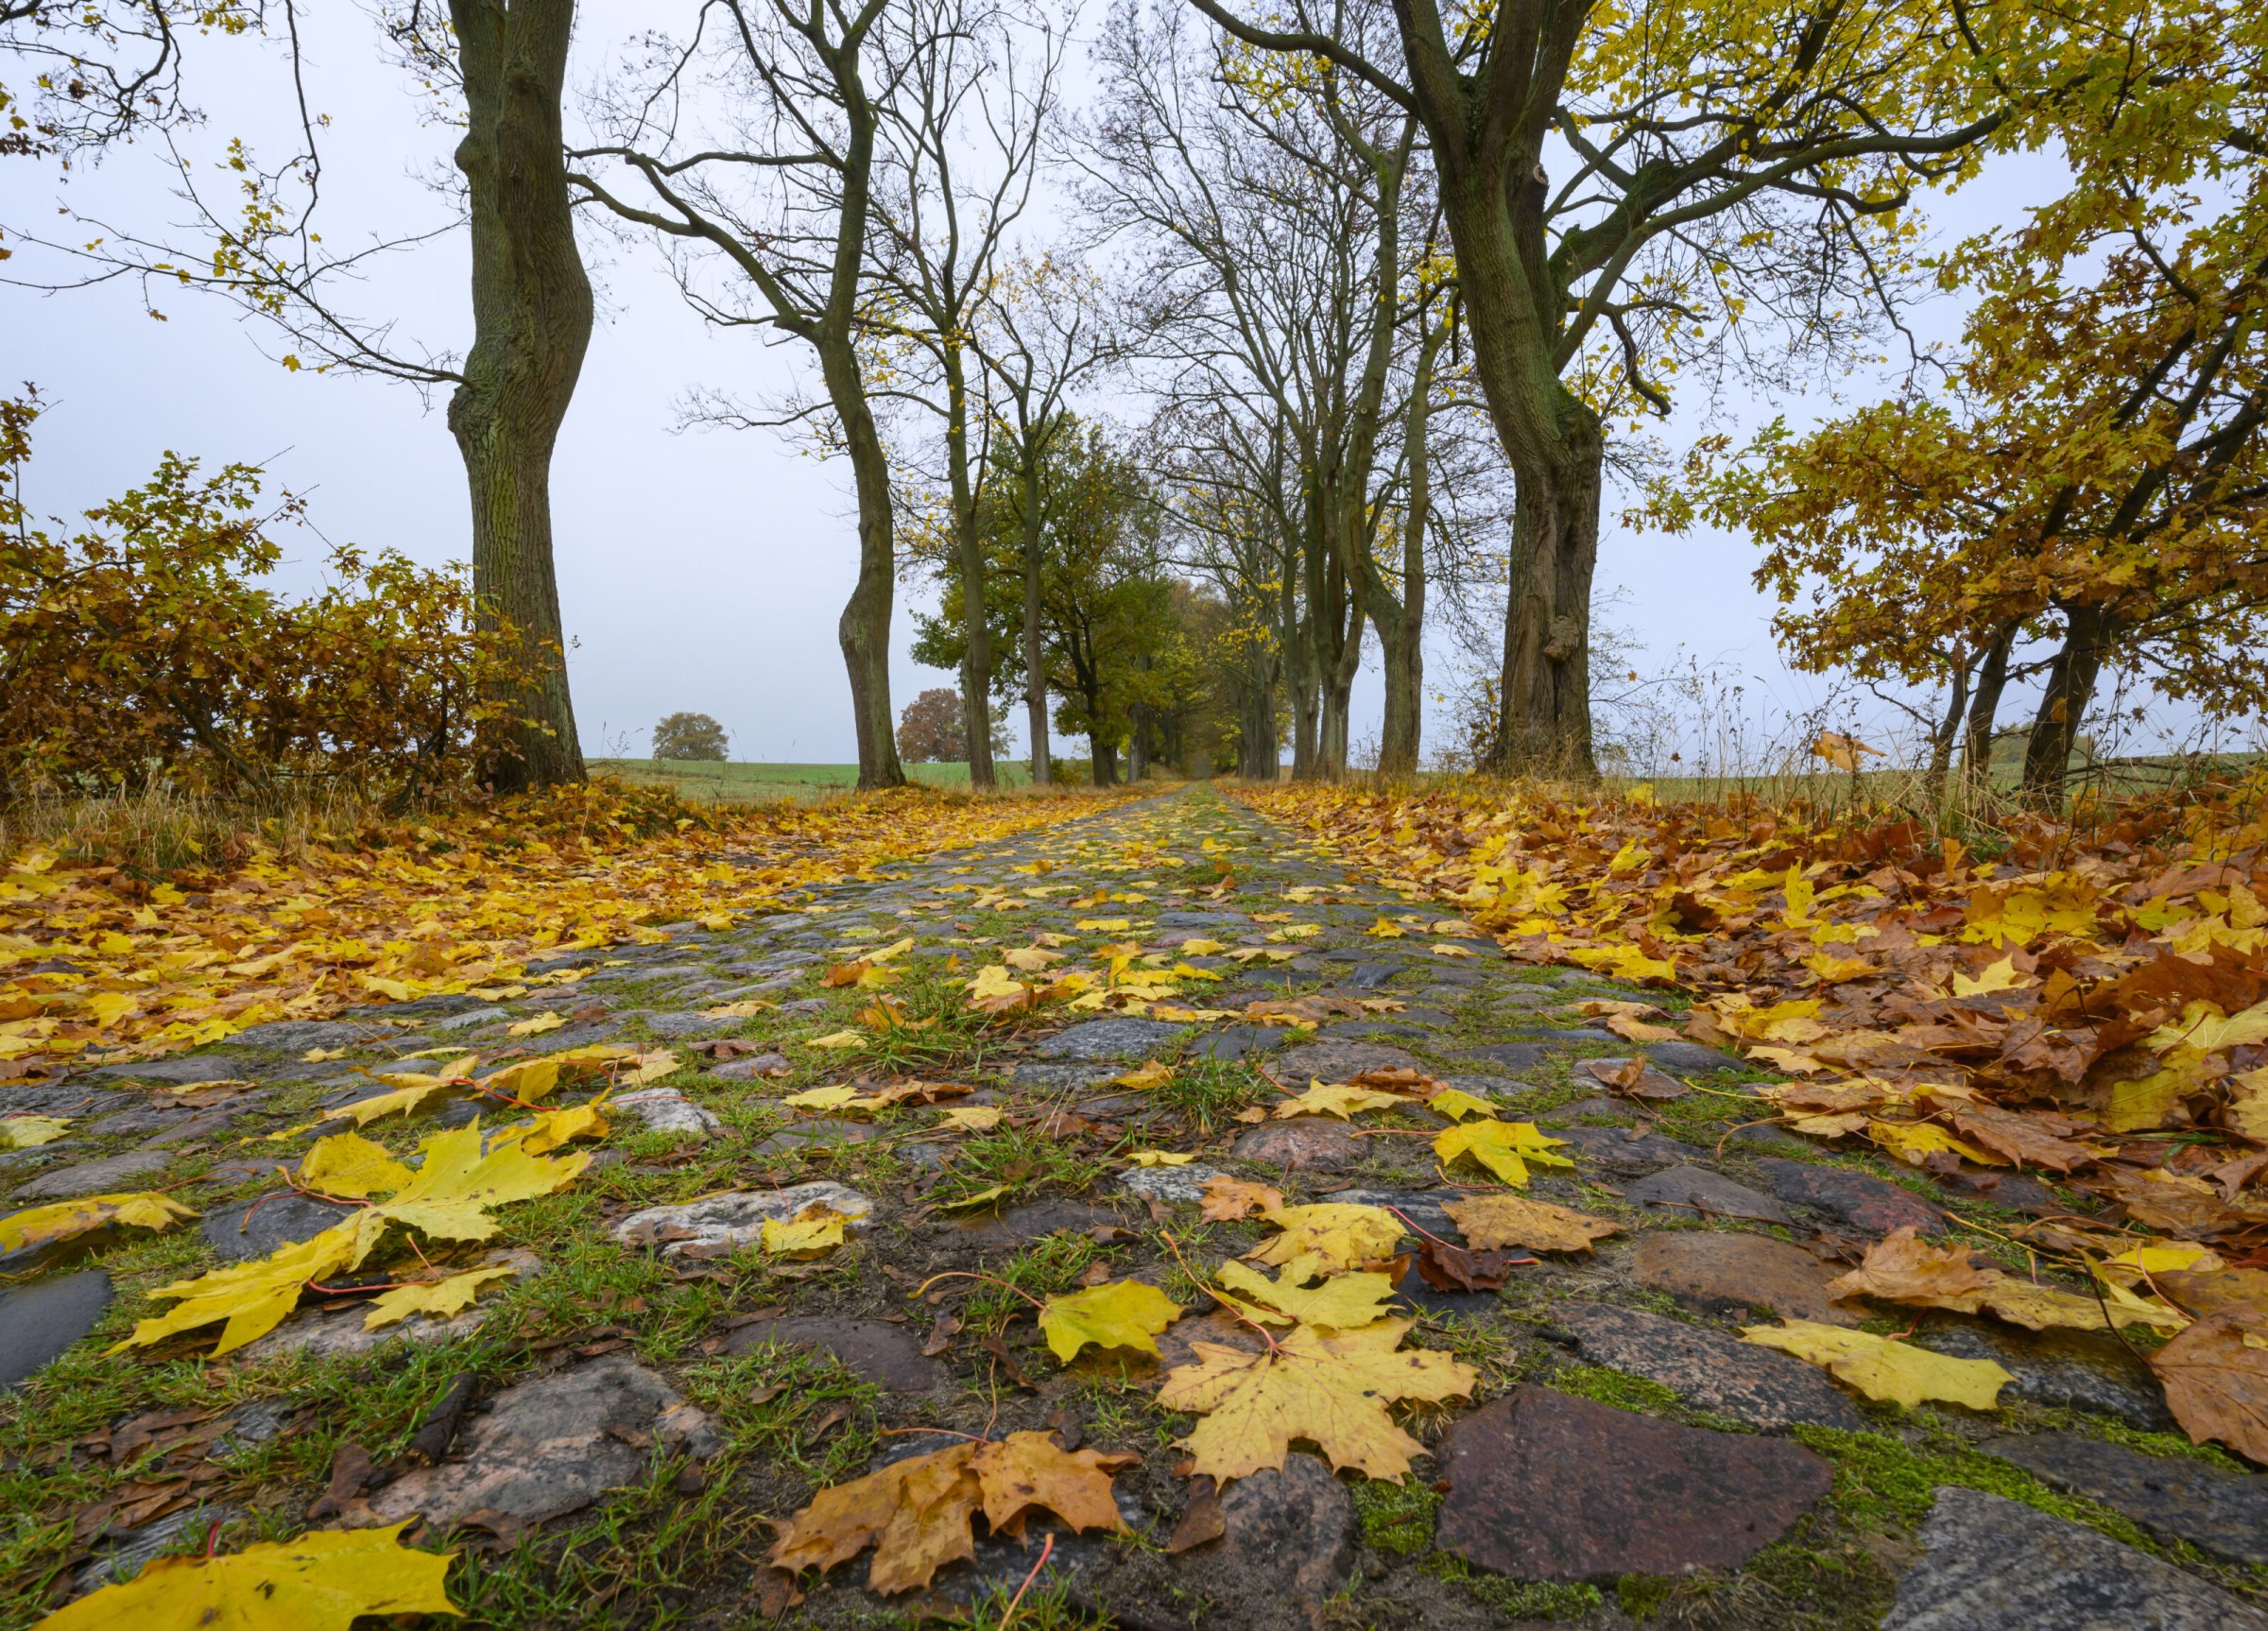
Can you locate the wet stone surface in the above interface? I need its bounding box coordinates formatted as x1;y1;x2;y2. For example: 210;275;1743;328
1986;1431;2268;1564
1623;1163;1792;1224
1756;1155;1947;1235
1436;1387;1832;1581
1884;1485;2268;1630
1910;1315;2177;1430
0;1270;111;1390
1627;1229;1857;1325
1548;1300;1864;1430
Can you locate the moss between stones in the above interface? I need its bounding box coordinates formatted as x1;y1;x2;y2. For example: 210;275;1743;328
1352;1476;1440;1557
1548;1362;1682;1415
1794;1424;2156;1550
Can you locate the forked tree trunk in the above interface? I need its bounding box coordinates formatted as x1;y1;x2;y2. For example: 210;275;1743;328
1372;318;1440;779
2022;604;2116;808
1019;458;1051;786
943;345;994;787
449;0;591;793
1495;437;1603;777
818;334;906;790
1961;621;2017;792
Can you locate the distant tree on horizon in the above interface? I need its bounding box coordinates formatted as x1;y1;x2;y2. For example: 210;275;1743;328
652;712;730;762
896;688;965;764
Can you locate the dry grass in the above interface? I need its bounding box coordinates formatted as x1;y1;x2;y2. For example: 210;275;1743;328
0;780;388;878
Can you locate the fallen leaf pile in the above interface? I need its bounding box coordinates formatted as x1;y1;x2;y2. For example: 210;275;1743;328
1245;778;2268;1461
1;781;1125;1082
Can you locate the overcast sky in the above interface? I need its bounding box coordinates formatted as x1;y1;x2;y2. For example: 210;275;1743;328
1;5;2109;772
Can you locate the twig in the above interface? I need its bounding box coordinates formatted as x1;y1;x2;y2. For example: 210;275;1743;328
999;1533;1056;1628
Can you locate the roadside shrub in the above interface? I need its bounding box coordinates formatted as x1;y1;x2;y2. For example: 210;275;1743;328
0;389;526;806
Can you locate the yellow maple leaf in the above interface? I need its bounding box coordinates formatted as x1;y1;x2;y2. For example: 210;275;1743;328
362;1264;517;1331
33;1520;457;1631
1214;1260;1397;1329
1866;1120;2006;1167
1003;946;1064;971
1950;953;2030;997
1366;918;1407;938
1038;1279;1184;1362
763;1206;850;1257
1111;1060;1175;1090
0;1192;197;1256
1741;1319;2011;1409
1247;1204;1404;1275
84;990;137;1028
2;1114;71;1148
935;1105;1003;1132
1178;938;1227;955
480;1057;562;1103
804;1030;868;1050
297;1132;413;1199
783;1085;862;1112
503;1101;610;1156
119;1210;390;1356
1424;1088;1498;1122
1442;1193;1621;1253
1274;1082;1405;1120
1431;1119;1573;1185
1126;1150;1195;1167
507;1011;564;1037
1158;1318;1476;1482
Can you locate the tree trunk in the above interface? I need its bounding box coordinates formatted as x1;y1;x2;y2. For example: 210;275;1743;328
2021;605;2116;807
1091;735;1118;785
817;333;906;790
1371;317;1441;779
448;0;591;793
1961;620;2017;792
943;344;994;788
1128;703;1150;782
1925;659;1971;804
1495;439;1603;777
1020;456;1051;787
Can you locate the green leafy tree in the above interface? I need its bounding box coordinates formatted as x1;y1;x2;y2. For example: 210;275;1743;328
650;712;730;762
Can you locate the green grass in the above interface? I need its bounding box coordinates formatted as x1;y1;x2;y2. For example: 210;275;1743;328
593;758;1032;801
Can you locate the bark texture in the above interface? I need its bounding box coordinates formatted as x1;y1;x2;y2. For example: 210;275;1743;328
449;0;592;792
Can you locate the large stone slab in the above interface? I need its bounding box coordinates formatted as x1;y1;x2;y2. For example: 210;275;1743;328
726;1315;939;1392
9;1149;173;1201
0;1270;110;1389
1910;1316;2174;1431
1883;1485;2268;1631
609;1088;723;1139
611;1181;873;1263
1548;1124;1709;1175
1549;1301;1862;1430
1033;1019;1187;1061
1645;1040;1748;1076
1164;1455;1354;1630
83;1055;251;1085
1623;1165;1791;1224
1756;1157;1945;1235
1436;1387;1830;1582
1629;1231;1855;1326
1231;1120;1362;1171
227;1020;376;1053
201;1194;359;1262
1987;1433;2268;1564
365;1356;720;1530
1120;1163;1230;1204
1272;1040;1423;1080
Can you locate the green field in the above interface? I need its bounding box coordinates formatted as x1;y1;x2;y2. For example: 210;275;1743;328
593;758;1031;801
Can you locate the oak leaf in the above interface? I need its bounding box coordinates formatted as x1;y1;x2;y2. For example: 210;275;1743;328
1158;1317;1476;1483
